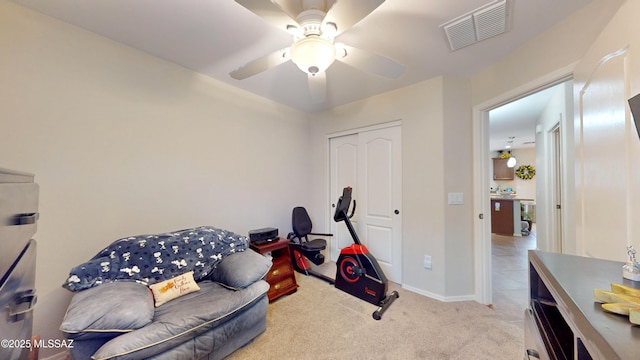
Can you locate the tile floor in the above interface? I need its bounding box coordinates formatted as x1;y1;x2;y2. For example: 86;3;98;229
491;225;537;328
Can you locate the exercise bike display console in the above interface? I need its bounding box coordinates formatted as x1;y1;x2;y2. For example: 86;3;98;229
333;187;399;320
288;187;398;320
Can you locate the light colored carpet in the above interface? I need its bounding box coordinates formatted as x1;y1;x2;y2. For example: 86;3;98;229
228;272;524;360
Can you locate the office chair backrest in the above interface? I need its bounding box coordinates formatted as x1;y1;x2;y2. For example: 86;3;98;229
292;206;313;239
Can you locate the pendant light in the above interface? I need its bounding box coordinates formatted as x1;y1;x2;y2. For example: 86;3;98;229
505;137;517;167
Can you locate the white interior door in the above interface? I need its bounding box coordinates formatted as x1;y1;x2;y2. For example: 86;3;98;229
551;125;563;253
359;126;402;283
329;134;358;261
329;125;402;283
577;48;629;259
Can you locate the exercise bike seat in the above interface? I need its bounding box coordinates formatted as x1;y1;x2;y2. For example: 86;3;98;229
289;206;331;265
288;206;335;282
301;238;326;251
291;207;331;244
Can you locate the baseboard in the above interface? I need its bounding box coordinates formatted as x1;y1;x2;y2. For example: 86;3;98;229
402;284;476;302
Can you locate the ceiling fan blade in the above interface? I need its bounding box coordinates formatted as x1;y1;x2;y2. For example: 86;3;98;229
308;72;327;103
336;45;404;79
229;48;290;80
273;0;305;21
235;0;300;32
323;0;385;35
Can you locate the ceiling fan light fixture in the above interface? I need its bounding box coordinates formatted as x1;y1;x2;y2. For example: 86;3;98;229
290;36;336;75
321;22;338;39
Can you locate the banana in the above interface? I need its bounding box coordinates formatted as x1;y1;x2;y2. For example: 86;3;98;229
630;308;640;325
593;289;640;305
602;302;640;315
611;283;640;298
595;283;640;325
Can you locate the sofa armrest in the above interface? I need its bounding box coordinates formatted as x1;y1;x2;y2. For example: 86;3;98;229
209;250;272;289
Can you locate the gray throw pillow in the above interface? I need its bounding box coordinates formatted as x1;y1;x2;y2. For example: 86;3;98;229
209;250;272;289
60;281;154;340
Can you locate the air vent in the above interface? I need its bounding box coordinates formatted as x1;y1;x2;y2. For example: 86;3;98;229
475;1;507;41
441;0;509;51
443;16;476;51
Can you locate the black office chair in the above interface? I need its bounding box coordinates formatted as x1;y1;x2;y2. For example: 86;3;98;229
287;207;334;282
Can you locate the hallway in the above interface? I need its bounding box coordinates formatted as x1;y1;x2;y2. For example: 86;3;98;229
491;226;537;328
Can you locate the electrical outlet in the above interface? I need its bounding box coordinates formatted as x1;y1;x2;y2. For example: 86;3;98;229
423;255;432;270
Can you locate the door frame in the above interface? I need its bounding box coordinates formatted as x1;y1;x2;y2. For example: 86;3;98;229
551;123;564;253
472;66;574;305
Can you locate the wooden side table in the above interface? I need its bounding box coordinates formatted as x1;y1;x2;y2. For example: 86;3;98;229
250;238;298;302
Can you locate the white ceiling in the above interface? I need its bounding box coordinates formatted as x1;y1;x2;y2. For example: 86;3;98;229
489;84;564;152
10;0;597;148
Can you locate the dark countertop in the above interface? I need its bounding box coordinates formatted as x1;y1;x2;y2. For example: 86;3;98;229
490;195;534;202
530;250;640;359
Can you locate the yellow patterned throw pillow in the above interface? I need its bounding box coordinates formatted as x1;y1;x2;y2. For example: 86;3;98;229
149;271;200;307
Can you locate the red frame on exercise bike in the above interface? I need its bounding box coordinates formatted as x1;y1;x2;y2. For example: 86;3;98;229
340;244;369;255
293;249;311;270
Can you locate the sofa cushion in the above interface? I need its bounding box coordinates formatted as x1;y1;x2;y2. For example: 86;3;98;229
92;280;269;360
60;282;154;340
149;271;200;307
209;250;272;290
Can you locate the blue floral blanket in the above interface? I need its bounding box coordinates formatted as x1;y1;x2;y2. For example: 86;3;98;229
63;226;248;291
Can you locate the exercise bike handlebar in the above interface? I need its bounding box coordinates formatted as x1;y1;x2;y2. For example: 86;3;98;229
333;187;362;245
349;200;356;219
309;232;334;237
333;187;354;222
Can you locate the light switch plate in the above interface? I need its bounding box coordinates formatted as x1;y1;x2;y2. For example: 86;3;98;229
448;192;464;205
424;255;432;270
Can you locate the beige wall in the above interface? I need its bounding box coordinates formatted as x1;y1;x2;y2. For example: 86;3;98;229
468;0;625;304
473;0;638;262
308;77;475;300
442;77;474;297
471;0;624;106
0;2;311;357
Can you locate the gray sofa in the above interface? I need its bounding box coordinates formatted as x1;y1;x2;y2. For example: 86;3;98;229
60;249;271;360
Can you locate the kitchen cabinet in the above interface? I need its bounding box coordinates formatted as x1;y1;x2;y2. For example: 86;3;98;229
493;158;514;180
491;199;515;235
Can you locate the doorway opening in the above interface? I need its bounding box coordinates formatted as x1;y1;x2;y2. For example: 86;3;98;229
487;87;558;319
473;71;573;307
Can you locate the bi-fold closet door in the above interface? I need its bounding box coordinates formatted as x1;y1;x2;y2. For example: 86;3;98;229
329;124;402;283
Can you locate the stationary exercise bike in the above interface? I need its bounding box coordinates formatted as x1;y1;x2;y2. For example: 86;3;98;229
288;187;398;320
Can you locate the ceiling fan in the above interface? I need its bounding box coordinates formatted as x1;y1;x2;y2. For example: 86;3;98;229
230;0;405;102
